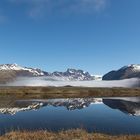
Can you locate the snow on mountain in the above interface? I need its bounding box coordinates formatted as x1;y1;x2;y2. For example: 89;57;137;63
0;63;23;70
0;63;44;76
0;64;97;81
120;64;140;72
1;63;140;82
51;68;94;81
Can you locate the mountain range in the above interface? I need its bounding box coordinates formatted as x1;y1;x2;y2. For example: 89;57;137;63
0;64;102;84
0;63;140;84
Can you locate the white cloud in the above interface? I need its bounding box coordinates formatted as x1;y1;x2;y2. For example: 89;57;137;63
9;0;109;18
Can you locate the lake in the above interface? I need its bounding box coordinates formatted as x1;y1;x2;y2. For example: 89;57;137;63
0;97;140;135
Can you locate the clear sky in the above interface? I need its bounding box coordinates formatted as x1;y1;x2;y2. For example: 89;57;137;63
0;0;140;75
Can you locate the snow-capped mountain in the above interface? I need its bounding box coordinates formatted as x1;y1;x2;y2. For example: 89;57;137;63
51;69;94;81
2;63;140;83
0;63;45;76
103;64;140;80
0;64;99;83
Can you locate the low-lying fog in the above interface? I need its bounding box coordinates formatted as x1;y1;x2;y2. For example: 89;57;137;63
2;77;140;88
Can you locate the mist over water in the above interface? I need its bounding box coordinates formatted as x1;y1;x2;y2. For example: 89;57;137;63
3;77;140;87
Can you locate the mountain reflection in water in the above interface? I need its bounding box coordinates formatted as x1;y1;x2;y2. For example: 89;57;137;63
103;98;140;116
0;97;140;116
1;97;140;135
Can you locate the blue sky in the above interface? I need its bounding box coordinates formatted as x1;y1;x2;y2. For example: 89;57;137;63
0;0;140;74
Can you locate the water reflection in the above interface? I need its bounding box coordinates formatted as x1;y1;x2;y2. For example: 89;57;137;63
0;97;140;116
0;97;140;135
103;98;140;116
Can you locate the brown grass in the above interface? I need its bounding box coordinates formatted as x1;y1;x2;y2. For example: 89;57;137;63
0;129;140;140
0;87;140;99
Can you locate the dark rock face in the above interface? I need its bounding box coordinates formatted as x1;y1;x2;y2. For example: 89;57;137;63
51;69;93;81
103;71;118;80
103;64;140;80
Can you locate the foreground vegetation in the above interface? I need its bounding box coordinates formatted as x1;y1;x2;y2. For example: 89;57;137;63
0;129;140;140
0;86;140;99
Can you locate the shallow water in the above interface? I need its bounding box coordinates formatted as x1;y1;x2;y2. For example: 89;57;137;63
0;97;140;135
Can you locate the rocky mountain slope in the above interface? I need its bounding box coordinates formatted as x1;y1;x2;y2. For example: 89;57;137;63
0;64;100;83
103;64;140;80
1;63;140;83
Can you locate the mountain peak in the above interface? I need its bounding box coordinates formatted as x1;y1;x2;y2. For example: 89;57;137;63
120;64;140;72
128;64;140;70
11;63;18;66
103;64;140;80
0;63;23;71
0;64;45;76
51;68;94;81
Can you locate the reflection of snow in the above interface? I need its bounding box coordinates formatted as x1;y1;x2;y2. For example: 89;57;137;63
0;103;43;115
1;97;140;116
0;98;102;115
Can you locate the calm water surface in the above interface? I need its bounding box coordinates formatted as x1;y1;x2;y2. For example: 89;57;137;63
0;97;140;135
